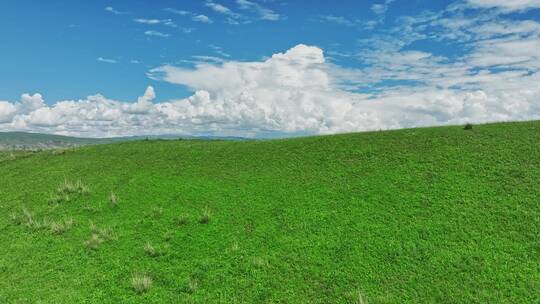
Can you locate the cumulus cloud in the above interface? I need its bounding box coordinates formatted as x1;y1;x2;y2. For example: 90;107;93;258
2;3;540;138
2;38;540;138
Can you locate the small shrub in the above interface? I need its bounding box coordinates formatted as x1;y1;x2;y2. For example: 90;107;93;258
109;191;118;207
144;241;158;257
132;274;152;294
464;123;473;130
199;208;211;224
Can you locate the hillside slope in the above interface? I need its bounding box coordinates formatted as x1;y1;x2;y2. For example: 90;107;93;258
1;121;539;303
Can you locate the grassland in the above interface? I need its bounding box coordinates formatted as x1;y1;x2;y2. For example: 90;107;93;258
1;121;539;303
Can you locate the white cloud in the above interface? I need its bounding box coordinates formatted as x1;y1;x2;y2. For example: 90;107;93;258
0;101;17;123
371;0;395;15
192;14;213;23
97;57;117;64
3;3;540;138
164;8;191;16
144;30;170;38
1;42;540;137
467;0;540;11
104;6;128;15
236;0;281;21
206;1;237;16
134;18;176;27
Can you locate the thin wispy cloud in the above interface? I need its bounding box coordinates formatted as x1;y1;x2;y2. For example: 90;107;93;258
104;6;128;15
134;18;177;27
206;1;237;16
164;8;191;16
466;0;540;11
236;0;281;21
371;0;396;15
192;14;213;23
144;30;170;38
319;15;355;26
97;57;117;64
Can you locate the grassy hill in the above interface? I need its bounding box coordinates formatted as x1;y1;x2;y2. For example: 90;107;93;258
1;121;539;303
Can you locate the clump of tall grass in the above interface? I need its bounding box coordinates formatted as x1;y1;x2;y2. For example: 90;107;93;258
199;208;211;224
49;179;89;204
109;191;118;207
10;208;74;235
74;180;90;195
144;241;159;257
57;179;76;194
85;233;103;250
175;215;189;226
464;123;473;130
49;218;75;235
180;277;198;294
85;222;116;250
131;274;152;294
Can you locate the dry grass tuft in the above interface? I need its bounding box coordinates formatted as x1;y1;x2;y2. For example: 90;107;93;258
109;191;118;207
199;208;211;224
144;241;158;257
131;274;152;294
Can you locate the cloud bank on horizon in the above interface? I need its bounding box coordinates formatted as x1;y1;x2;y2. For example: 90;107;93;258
1;0;540;138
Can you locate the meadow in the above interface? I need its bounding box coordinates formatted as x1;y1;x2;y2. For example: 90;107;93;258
1;121;539;303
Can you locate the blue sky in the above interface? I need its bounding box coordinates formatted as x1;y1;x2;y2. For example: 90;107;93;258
1;0;540;137
0;0;433;102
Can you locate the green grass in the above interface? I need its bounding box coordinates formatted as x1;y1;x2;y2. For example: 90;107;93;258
1;121;539;303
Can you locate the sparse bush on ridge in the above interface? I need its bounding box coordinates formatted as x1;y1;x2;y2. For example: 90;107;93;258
464;123;473;130
131;274;152;294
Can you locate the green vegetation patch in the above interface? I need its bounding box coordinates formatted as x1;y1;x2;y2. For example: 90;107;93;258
0;121;539;303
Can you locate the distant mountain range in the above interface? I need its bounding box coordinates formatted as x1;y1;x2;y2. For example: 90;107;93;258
0;132;250;150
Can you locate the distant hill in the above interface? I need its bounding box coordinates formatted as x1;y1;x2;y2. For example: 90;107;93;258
0;132;251;150
0;132;118;150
